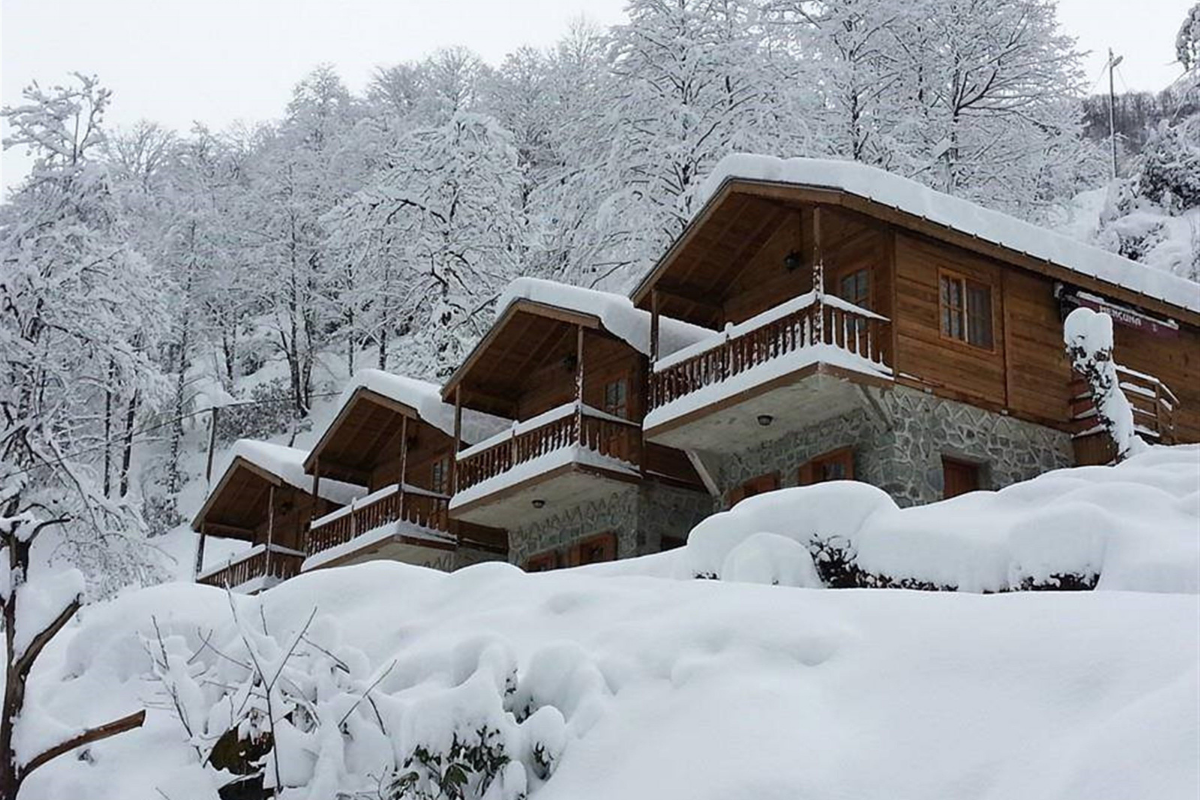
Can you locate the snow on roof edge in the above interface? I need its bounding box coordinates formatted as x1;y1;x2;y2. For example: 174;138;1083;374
685;154;1200;317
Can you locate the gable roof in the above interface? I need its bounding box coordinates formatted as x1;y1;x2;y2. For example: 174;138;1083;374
632;154;1200;322
192;439;365;533
442;278;714;412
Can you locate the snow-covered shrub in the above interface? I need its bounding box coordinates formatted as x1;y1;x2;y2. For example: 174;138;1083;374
720;533;823;588
677;483;895;581
1063;307;1145;461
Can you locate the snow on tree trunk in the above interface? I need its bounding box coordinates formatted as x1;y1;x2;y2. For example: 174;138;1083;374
1063;307;1146;462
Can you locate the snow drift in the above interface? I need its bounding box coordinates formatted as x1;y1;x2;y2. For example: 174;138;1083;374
676;445;1200;593
23;563;1200;799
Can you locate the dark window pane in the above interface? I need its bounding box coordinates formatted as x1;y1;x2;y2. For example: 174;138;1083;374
967;283;993;348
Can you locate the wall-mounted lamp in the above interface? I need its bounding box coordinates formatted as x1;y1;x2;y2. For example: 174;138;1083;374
532;499;546;509
563;354;578;373
757;414;774;427
783;251;802;272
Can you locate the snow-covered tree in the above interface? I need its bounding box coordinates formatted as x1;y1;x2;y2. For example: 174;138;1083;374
0;72;169;798
330;112;527;377
1063;307;1144;461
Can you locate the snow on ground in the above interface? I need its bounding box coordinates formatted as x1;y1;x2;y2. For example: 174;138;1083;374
22;562;1200;799
671;445;1200;593
694;155;1200;313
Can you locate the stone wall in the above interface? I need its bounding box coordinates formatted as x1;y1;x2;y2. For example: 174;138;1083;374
706;384;1073;507
504;480;715;566
635;482;718;555
452;545;508;571
506;484;640;567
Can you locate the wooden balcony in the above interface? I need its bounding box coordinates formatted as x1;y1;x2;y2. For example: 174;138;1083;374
1070;366;1179;465
644;293;892;451
196;544;305;592
305;484;457;569
451;402;642;528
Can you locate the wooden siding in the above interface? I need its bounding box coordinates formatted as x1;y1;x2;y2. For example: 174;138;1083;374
894;232;1008;408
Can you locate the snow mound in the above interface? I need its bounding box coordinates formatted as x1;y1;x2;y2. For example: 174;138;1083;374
696;154;1200;314
23;563;1200;799
497;277;715;358
674;445;1200;593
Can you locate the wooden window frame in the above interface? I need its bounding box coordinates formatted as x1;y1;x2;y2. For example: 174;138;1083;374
798;446;855;485
430;456;450;495
938;268;996;352
837;267;872;311
603;376;630;419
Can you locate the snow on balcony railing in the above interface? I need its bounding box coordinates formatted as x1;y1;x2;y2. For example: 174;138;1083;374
452;401;642;508
308;483;452;557
196;543;305;590
646;292;892;427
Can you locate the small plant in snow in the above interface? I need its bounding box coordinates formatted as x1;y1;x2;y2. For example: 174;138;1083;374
1063;307;1146;461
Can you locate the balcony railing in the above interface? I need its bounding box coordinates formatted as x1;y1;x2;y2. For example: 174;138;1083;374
307;484;451;557
454;402;641;500
649;292;891;412
197;543;305;590
1069;365;1178;443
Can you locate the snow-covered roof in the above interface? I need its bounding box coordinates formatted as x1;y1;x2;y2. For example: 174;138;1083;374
225;439;365;506
691;154;1200;316
327;369;510;445
497;277;715;356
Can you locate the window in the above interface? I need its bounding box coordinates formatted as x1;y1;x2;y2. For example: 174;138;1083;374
939;272;993;349
798;447;855;485
431;457;450;495
942;457;981;499
728;472;780;508
838;268;871;310
603;377;629;419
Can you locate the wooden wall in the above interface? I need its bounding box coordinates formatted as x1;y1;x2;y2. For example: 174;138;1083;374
892;228;1199;442
368;423;456;494
514;330;645;422
247;486;335;552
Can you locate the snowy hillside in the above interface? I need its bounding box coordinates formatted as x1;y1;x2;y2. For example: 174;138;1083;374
24;564;1200;799
20;446;1200;799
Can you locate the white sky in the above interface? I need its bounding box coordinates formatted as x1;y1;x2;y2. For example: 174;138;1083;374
0;0;1191;193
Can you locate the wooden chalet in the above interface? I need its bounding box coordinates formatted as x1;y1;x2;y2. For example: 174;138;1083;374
631;156;1199;502
442;279;713;567
303;370;509;570
193;440;365;592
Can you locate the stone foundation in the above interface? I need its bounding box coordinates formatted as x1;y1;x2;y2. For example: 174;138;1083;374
505;480;714;567
707;384;1073;507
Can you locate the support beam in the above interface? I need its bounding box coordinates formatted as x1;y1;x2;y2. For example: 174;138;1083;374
266;483;275;574
398;414;409;519
650;289;661;364
575;325;585;446
685;450;722;499
194;523;208;581
452;387;463;495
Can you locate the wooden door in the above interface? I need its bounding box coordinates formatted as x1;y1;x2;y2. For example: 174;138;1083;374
798;447;855;485
942;457;980;499
567;532;618;566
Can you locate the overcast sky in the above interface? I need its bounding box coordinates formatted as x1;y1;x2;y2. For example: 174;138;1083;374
1;0;1191;193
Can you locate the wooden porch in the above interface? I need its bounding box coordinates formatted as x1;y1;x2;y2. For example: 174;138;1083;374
644;291;892;451
450;402;642;528
196;544;305;592
307;484;454;558
1070;366;1178;465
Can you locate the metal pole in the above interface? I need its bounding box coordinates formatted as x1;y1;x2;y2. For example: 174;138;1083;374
1108;49;1120;179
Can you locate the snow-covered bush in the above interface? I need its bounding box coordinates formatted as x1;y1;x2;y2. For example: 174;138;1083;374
1063;307;1145;461
672;445;1199;594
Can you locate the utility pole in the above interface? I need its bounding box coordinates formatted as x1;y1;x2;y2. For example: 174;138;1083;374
1108;48;1124;179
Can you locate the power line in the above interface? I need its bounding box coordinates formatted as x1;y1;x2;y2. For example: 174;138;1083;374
4;390;343;481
